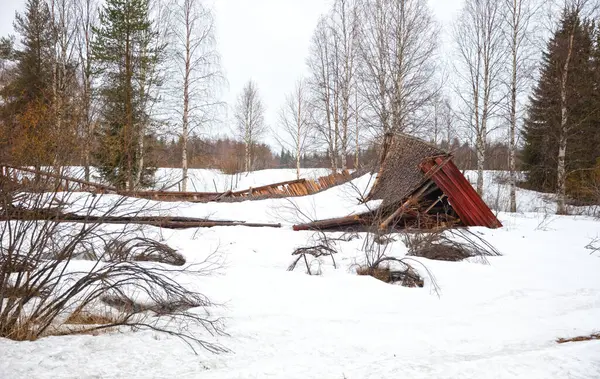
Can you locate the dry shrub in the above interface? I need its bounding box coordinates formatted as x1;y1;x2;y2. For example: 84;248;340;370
0;253;36;273
356;263;424;288
3;284;47;299
287;244;337;275
0;181;227;354
3;321;38;341
356;265;392;282
345;213;433;290
404;229;501;262
65;308;118;325
98;237;186;266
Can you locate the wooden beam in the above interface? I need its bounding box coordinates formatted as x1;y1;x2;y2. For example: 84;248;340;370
293;214;363;231
379;180;436;230
0;210;281;230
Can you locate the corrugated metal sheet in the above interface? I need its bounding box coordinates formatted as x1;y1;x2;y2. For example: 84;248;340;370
420;157;502;229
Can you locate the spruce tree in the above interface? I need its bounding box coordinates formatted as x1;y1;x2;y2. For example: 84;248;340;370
589;24;600;198
92;0;162;190
0;0;55;166
522;9;595;198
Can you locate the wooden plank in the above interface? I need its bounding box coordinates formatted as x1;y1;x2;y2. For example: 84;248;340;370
379;180;436;230
230;178;306;196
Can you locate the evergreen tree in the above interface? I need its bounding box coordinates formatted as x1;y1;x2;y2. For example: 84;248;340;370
592;24;600;165
0;0;55;166
279;147;285;167
522;9;596;198
92;0;162;190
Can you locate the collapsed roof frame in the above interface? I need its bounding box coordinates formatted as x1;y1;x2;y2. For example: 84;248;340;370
0;165;355;203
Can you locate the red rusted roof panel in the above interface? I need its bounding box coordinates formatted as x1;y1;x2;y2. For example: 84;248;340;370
420;158;502;229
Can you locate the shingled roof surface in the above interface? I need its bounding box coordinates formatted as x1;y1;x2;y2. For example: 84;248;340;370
368;134;448;206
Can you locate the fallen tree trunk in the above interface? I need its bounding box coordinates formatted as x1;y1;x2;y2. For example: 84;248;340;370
0;209;281;230
293;214;365;231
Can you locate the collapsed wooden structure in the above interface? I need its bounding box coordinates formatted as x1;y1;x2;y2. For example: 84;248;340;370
0;165;351;230
126;170;353;202
0;165;353;203
2;134;501;232
293;134;502;232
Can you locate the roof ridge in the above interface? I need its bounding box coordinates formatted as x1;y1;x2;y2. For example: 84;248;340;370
391;132;448;155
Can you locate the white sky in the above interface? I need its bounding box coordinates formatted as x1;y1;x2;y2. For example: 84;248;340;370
1;0;464;143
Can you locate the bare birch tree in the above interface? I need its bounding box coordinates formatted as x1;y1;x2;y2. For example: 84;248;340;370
330;0;361;170
235;80;266;172
501;0;540;212
426;94;456;148
358;0;440;139
49;0;79;166
453;0;505;195
75;0;97;182
277;80;314;179
170;0;223;191
441;98;457;148
307;17;339;173
428;92;445;145
307;0;361;173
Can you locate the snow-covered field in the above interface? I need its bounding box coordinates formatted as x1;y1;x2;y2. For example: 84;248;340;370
1;169;599;378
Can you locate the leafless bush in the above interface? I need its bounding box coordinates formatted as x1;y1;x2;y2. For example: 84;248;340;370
287;244;338;275
356;261;424;288
287;227;358;275
403;229;501;263
360;223;390;268
0;177;227;354
355;218;439;294
98;237;186;266
586;238;599;256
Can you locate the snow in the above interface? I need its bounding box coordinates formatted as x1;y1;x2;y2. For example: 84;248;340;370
155;167;333;192
1;169;600;378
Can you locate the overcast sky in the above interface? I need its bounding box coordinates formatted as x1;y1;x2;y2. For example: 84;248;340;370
0;0;464;142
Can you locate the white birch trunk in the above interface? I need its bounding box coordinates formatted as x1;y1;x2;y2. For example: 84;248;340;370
296;93;302;180
181;0;191;192
245;129;251;173
509;11;518;213
355;90;359;169
557;33;574;215
476;130;485;195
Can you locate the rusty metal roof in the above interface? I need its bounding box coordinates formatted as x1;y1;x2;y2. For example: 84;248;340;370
420;157;502;229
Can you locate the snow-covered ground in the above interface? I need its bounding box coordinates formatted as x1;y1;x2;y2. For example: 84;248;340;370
1;169;599;378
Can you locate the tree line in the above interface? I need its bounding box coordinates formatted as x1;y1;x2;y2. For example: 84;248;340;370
234;0;599;213
1;0;599;213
